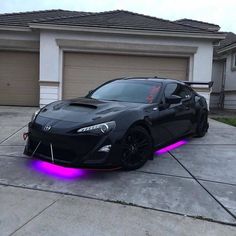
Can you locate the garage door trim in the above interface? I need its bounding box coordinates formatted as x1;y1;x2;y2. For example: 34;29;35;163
62;52;189;100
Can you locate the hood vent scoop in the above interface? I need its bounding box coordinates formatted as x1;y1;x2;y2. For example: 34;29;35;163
69;103;97;109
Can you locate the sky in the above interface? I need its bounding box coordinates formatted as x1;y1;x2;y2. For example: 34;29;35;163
0;0;235;32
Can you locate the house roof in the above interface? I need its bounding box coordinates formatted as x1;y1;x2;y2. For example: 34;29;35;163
212;32;236;57
0;9;90;27
173;20;236;55
0;9;223;35
31;10;221;34
175;18;220;31
216;32;236;51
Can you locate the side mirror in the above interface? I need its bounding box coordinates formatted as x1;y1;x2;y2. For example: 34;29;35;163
166;95;182;104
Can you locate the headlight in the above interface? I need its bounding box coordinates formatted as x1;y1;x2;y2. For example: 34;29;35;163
77;121;116;134
31;110;40;122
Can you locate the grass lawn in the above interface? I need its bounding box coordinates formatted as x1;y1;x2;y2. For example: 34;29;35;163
212;117;236;127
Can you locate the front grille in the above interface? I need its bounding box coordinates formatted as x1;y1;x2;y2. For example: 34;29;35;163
38;143;51;157
28;127;106;164
30;139;76;162
30;129;103;156
53;146;76;162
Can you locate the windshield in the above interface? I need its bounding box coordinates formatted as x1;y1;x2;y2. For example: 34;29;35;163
89;80;162;104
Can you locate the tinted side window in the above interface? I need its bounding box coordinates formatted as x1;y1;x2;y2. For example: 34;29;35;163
164;83;178;98
164;83;192;100
178;85;192;99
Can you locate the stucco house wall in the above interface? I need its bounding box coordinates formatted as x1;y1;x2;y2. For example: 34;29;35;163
210;30;236;110
225;53;236;89
210;60;225;108
211;53;236;109
0;30;39;50
224;53;236;109
39;29;214;106
0;10;225;108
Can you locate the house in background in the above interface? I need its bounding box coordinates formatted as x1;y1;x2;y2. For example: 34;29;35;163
0;10;225;107
174;19;236;110
175;18;221;32
211;32;236;110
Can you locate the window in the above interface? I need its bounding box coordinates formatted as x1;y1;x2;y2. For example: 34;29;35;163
179;86;192;99
164;83;192;101
232;53;236;71
90;80;162;104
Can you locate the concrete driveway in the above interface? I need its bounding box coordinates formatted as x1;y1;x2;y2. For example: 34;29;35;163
0;106;236;235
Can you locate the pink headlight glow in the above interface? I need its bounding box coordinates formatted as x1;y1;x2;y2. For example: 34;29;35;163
155;140;187;155
30;160;88;180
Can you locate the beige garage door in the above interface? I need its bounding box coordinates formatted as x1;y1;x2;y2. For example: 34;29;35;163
0;51;39;106
63;52;188;99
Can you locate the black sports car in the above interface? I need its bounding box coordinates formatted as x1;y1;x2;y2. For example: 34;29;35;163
24;77;211;170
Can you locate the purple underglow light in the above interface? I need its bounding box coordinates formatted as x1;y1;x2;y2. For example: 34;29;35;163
155;140;188;155
30;160;88;180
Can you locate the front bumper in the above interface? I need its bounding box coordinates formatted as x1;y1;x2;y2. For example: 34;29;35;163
24;123;123;168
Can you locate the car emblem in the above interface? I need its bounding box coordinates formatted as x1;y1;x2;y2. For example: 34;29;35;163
43;125;51;131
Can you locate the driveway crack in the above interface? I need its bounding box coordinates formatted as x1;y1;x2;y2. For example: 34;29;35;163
0;124;27;145
9;195;63;236
168;151;236;221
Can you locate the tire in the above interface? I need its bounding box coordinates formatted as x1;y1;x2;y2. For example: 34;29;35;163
195;111;209;137
120;126;153;170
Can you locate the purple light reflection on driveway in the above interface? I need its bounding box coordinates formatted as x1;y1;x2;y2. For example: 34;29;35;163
155;140;188;155
29;140;187;178
30;160;88;180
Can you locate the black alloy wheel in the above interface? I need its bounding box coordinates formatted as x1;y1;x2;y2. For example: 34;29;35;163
121;126;153;170
196;112;209;137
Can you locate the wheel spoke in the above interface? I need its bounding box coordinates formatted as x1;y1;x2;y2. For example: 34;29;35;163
136;139;149;149
122;143;131;149
121;128;152;169
124;152;136;163
137;152;146;160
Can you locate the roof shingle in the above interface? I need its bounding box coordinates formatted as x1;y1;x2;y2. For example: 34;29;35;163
0;9;225;36
175;18;220;31
32;10;219;33
0;9;90;27
215;32;236;52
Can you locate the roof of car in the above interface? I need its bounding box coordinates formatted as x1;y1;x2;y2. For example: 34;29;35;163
121;76;185;84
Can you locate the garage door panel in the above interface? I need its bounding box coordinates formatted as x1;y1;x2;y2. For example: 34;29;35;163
1;68;39;78
0;49;37;61
63;53;188;99
64;54;187;69
0;51;39;106
64;70;160;98
65;66;185;75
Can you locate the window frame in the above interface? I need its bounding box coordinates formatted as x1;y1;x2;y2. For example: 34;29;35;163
180;85;194;102
163;83;193;102
232;52;236;71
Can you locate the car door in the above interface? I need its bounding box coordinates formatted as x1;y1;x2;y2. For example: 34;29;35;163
178;85;196;135
147;84;176;146
148;103;175;146
146;84;173;147
161;82;195;139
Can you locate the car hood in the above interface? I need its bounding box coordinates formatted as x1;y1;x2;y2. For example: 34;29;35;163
37;97;140;124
